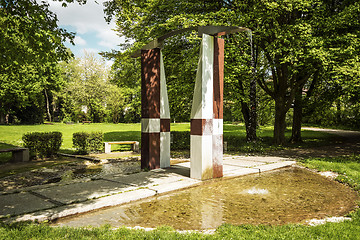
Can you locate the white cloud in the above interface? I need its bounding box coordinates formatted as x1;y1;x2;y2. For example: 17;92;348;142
46;0;125;55
97;22;123;48
82;48;100;55
74;36;87;46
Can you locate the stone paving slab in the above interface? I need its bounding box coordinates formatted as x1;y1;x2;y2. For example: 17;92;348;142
13;189;156;222
223;167;260;177
33;179;133;204
106;171;187;188
225;156;290;163
0;192;56;218
222;158;266;167
257;161;296;172
150;177;201;194
222;164;249;174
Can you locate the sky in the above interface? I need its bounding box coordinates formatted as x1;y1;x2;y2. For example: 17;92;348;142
45;0;125;60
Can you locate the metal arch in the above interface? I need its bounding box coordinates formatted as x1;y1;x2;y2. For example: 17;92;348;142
131;25;250;58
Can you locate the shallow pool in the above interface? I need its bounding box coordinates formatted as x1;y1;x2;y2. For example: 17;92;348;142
55;167;358;230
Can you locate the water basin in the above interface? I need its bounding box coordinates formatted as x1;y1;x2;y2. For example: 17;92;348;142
54;167;358;230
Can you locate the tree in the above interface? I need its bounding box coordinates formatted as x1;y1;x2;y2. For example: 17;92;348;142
58;52;124;123
291;0;360;141
0;0;74;123
103;0;360;144
103;51;142;123
224;32;264;141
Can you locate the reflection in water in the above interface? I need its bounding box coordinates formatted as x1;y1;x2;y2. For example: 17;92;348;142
55;167;358;230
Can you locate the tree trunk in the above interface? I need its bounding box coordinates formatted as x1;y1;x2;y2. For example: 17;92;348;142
290;88;303;143
0;112;4;124
240;101;251;137
274;98;287;145
44;89;52;122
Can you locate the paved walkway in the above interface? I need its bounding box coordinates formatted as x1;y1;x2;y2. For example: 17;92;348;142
0;156;295;223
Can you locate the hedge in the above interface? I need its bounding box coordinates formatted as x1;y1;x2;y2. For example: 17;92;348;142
22;132;62;159
171;131;190;150
73;132;104;154
170;131;246;151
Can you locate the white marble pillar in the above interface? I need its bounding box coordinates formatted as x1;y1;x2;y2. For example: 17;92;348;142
190;34;224;180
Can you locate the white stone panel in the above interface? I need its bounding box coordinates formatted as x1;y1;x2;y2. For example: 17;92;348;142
212;134;223;167
190;135;213;180
141;118;160;133
201;34;214;119
213;119;223;135
160;132;170;168
191;34;214;119
160;51;170;119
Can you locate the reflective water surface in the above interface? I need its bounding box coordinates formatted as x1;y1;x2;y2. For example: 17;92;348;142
55;167;358;230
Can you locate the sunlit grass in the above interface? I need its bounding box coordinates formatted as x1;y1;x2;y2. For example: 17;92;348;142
0;123;334;151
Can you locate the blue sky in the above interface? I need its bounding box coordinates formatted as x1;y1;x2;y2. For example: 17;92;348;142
46;0;125;60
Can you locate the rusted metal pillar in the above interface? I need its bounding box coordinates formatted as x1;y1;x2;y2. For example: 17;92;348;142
141;48;170;170
190;34;224;180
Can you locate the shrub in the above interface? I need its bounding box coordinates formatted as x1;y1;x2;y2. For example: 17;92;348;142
224;135;243;151
22;132;62;159
171;131;190;150
73;131;104;154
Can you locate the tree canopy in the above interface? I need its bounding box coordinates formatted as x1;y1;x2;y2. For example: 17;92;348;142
0;0;75;123
103;0;360;144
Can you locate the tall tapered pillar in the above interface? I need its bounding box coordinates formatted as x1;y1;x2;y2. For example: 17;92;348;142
190;34;224;180
141;48;170;170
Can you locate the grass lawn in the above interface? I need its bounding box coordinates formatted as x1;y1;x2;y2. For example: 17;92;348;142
0;122;333;164
0;122;332;150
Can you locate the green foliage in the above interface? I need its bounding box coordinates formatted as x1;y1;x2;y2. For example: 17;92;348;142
103;0;360;143
22;132;62;159
171;131;190;150
103;52;141;123
0;0;73;124
73;132;104;154
57;52;126;123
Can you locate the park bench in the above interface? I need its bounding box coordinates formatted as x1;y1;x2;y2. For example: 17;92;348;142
104;141;139;153
0;148;29;162
82;121;92;124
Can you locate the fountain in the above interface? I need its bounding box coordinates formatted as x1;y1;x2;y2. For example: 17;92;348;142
54;167;358;230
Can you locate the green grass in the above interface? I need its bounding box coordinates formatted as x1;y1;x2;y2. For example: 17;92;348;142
0;122;332;150
0;123;334;161
0;123;142;150
1;209;360;239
